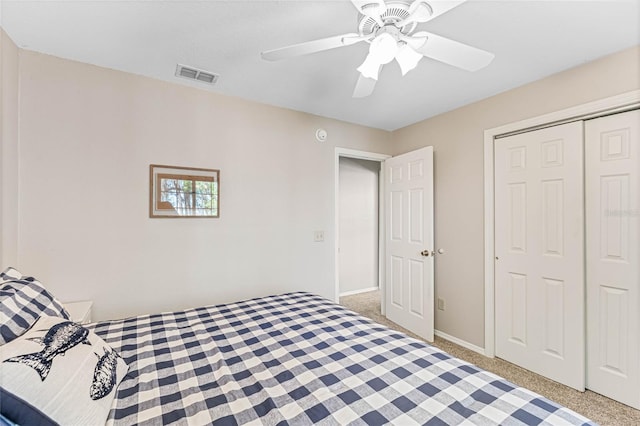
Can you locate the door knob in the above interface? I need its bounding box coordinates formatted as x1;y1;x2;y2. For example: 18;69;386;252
420;250;430;257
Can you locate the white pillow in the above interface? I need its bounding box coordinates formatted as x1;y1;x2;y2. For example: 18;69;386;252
0;315;128;425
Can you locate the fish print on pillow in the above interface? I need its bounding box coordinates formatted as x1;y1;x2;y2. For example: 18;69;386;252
90;347;123;400
5;321;91;381
0;316;129;426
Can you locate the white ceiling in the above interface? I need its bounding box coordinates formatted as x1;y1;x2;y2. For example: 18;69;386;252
1;0;638;131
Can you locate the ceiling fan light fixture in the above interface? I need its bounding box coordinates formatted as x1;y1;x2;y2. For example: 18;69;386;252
395;43;422;75
369;32;399;64
357;53;381;80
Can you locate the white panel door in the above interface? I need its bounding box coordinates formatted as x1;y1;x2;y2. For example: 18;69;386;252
586;110;640;409
384;147;434;341
494;122;585;391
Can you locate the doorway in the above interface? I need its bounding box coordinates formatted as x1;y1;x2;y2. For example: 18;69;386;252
335;146;436;342
338;157;380;297
334;148;390;311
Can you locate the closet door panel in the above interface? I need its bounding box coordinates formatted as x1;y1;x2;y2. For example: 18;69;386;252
586;109;640;409
494;121;585;391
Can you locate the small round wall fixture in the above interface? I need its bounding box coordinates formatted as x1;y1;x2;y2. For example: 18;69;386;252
315;128;328;142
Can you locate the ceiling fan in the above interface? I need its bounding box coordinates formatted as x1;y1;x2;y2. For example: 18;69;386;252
261;0;495;98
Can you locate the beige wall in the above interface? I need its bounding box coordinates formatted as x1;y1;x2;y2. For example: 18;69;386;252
1;29;19;267
16;50;392;321
392;45;640;348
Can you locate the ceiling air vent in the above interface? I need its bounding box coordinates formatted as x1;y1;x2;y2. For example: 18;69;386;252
175;64;219;85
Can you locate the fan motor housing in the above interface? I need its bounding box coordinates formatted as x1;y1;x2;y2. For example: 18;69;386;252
357;0;418;37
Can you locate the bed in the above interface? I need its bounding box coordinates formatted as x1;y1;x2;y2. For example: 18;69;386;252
88;292;593;425
0;268;594;425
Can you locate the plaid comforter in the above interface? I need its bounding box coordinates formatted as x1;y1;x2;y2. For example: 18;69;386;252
91;292;594;425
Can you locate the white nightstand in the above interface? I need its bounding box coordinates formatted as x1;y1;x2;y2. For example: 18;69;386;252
65;300;93;324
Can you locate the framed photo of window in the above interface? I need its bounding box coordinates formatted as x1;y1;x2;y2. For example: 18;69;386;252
149;164;219;218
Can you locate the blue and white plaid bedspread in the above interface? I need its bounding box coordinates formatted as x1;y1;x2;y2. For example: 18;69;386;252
91;292;594;425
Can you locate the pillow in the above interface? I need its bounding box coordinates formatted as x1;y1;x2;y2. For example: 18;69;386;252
0;389;56;426
0;268;22;282
0;267;71;345
0;316;128;426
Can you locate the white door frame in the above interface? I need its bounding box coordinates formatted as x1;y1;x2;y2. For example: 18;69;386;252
335;148;391;312
483;90;640;357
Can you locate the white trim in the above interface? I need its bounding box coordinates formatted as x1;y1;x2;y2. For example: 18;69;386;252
378;162;386;316
483;89;640;359
334;148;391;304
335;148;391;162
483;132;496;358
486;90;640;139
339;286;380;298
435;330;486;356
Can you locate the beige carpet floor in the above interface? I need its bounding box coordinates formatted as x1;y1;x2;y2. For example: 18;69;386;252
340;290;640;426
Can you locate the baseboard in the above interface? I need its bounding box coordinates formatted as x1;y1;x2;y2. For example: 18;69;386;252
339;286;379;297
434;329;487;356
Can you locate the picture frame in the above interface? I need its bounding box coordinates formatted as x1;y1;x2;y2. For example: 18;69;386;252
149;164;220;218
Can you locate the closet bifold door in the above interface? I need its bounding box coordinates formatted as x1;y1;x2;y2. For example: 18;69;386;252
586;109;640;409
494;121;585;391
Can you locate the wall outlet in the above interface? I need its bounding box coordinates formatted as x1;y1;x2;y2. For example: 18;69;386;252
314;231;324;242
437;298;445;311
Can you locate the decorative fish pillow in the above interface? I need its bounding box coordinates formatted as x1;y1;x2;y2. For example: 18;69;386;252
0;315;128;425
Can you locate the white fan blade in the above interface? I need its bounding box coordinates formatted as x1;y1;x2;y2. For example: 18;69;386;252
400;34;428;50
413;31;494;72
397;0;467;27
352;73;378;98
350;0;387;26
261;33;364;61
